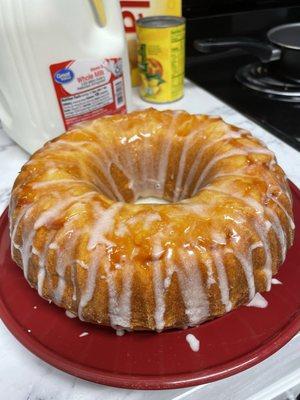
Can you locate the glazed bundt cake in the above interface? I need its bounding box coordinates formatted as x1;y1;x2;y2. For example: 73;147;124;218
9;108;295;331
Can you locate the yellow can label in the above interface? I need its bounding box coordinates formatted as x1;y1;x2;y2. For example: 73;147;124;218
119;0;182;87
137;23;185;103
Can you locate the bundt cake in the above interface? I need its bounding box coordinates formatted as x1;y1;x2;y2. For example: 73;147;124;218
9;108;295;331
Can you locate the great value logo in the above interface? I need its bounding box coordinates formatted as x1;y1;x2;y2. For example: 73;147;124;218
54;68;74;84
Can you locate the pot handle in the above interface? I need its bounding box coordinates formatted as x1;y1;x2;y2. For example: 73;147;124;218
194;37;281;63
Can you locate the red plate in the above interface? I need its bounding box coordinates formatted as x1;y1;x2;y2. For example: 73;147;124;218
0;183;299;390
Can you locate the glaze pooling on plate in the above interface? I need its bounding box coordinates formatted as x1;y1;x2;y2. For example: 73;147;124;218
65;310;77;319
247;293;268;308
186;333;200;352
9;108;295;331
271;278;282;285
79;332;89;338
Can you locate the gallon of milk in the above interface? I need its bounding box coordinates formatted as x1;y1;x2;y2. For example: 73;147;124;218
0;0;132;154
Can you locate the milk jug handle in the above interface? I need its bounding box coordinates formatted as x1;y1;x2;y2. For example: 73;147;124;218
0;89;12;130
90;0;106;26
90;0;124;33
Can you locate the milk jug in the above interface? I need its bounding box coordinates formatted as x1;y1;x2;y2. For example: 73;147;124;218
0;0;132;153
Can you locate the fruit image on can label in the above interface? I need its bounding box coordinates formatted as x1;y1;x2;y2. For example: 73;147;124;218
137;16;185;104
138;48;165;97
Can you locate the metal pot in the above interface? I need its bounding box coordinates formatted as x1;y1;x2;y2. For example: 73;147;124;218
194;23;300;82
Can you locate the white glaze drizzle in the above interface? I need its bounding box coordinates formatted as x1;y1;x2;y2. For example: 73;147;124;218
79;332;89;337
178;249;210;324
88;137;125;196
164;276;171;289
212;230;227;245
270;195;295;231
193;147;273;194
173;127;203;202
137;133;149;195
250;241;263;251
30;179;99;191
265;207;287;261
186;333;200;352
206;186;274;291
75;259;88;269
13;202;41;280
201;257;216;287
211;248;232;312
143;213;161;229
17;192;95;286
164;248;176;288
253;219;273;291
87;203;123;250
10;204;32;254
114;222;129;237
181;130;243;199
66;310;77;318
103;255;134;328
247;293;268;308
152;237;166;331
193;148;248;194
48;139;124;200
53;229;80;304
157;112;181;197
114;260;134;327
37;232;56;296
21;230;36;280
233;249;255;300
114;129;143;199
213;172;289;262
182;203;206;216
37;267;46;297
78;246;103;320
34;192;95;230
101;129;141;200
271;278;282;285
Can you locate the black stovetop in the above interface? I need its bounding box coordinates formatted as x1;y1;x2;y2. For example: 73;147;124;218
184;4;300;151
186;51;300;151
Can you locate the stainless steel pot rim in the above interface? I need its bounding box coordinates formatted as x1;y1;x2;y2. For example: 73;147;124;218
268;22;300;51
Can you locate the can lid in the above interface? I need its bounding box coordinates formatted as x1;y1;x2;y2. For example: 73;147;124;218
136;15;185;28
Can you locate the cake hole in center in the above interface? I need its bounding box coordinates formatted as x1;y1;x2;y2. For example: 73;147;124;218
134;197;171;205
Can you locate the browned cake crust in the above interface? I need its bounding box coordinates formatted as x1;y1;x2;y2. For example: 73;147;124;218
9;108;295;330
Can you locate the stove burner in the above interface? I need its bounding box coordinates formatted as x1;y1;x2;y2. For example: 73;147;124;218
236;63;300;102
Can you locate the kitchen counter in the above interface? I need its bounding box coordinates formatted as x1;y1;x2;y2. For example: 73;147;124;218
0;81;299;400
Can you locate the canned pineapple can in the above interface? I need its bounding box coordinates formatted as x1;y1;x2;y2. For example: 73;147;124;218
137;16;185;103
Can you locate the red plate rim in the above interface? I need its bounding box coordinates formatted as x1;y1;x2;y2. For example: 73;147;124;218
0;181;299;390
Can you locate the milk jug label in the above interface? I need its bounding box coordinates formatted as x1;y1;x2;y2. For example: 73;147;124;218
50;58;126;130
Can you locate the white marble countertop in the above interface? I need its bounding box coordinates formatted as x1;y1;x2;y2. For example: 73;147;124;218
0;81;299;400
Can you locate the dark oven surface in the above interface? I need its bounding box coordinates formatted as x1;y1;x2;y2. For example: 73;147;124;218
184;4;300;151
